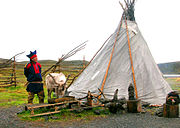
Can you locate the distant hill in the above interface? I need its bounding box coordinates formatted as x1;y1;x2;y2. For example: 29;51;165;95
158;61;180;74
1;57;180;74
0;58;9;63
0;57;88;69
0;58;13;68
19;60;88;66
19;60;57;65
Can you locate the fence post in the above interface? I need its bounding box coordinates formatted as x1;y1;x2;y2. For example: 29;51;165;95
83;55;85;69
13;56;16;87
58;58;61;73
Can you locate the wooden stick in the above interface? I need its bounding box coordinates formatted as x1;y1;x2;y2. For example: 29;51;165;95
75;34;113;77
124;0;129;8
124;14;138;99
98;88;107;99
132;0;135;4
29;111;61;117
119;1;126;11
66;35;112;88
26;100;79;110
99;14;124;98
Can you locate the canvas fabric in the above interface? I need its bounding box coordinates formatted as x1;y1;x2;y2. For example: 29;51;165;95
68;20;172;105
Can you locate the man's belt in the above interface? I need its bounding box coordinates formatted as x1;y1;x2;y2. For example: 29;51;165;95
29;81;42;84
24;81;42;87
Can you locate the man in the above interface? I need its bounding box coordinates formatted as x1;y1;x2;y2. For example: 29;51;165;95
24;50;44;104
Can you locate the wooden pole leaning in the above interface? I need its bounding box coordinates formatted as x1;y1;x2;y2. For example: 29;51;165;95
124;14;138;99
67;34;113;89
99;15;124;98
75;34;113;78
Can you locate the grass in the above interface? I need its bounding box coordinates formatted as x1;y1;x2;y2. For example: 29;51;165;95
0;84;27;107
0;63;180;123
0;63;110;124
17;107;110;125
0;77;179;108
165;78;180;91
0;63;80;107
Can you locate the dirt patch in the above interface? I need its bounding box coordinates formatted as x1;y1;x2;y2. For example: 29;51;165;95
0;106;108;128
0;106;180;128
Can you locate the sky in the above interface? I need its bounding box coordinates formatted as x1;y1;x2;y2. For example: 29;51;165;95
0;0;180;64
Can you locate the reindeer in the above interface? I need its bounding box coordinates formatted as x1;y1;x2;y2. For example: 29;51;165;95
45;73;69;99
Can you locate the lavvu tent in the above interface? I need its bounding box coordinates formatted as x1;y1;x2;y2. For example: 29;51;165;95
68;0;172;105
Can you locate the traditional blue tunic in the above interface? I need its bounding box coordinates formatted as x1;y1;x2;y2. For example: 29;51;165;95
24;62;43;93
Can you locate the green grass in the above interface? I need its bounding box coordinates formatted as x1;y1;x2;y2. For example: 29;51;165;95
0;63;79;107
0;77;179;108
165;78;180;91
0;63;180;123
18;107;110;123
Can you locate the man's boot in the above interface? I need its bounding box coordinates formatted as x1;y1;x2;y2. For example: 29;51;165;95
28;92;34;105
38;90;45;104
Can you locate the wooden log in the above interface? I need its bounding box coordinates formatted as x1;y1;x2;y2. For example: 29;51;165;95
163;103;179;118
48;96;76;104
31;108;34;115
0;84;15;87
0;80;11;82
29;111;61;117
87;91;93;106
0;68;13;71
98;88;107;99
29;106;103;118
0;77;14;79
127;99;141;113
25;100;78;110
163;104;167;117
100;89;127;113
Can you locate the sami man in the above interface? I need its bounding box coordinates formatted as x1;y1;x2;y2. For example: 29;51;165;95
24;50;44;104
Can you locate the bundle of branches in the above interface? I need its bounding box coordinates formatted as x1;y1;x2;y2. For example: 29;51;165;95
120;0;136;21
41;41;87;76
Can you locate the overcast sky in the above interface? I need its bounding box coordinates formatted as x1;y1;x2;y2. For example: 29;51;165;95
0;0;180;63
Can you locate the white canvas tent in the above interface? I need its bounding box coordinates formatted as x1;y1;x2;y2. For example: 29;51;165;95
68;1;172;105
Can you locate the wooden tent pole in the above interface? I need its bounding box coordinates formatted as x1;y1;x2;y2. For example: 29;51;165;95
63;35;113;89
74;34;113;78
99;15;124;96
124;14;138;99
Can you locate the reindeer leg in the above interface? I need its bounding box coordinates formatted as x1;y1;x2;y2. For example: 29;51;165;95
48;88;52;99
62;84;67;97
55;87;59;99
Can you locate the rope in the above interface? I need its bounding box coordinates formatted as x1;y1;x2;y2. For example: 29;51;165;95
99;15;124;97
124;14;138;99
